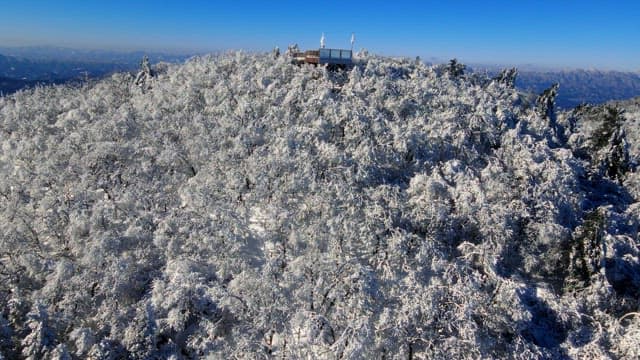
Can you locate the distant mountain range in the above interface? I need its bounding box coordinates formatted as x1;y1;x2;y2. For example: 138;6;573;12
0;46;194;95
471;64;640;109
515;70;640;109
0;76;67;94
1;46;639;109
0;53;134;81
0;45;194;64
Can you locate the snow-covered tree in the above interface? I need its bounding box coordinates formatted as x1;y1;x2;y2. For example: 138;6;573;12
0;51;638;358
21;302;55;360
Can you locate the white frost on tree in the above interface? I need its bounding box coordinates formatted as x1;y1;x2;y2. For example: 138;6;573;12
0;51;638;359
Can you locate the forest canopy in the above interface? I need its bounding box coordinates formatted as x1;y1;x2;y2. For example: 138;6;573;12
0;52;639;359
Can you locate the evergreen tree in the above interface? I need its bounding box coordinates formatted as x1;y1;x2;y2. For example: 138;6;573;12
447;58;466;77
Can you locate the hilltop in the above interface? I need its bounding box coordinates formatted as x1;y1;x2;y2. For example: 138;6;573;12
0;52;638;359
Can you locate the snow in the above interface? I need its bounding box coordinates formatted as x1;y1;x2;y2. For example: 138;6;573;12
0;51;638;358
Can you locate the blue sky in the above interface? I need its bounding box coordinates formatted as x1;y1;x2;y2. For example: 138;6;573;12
1;0;638;70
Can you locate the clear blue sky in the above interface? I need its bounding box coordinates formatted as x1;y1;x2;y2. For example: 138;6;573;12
1;0;638;70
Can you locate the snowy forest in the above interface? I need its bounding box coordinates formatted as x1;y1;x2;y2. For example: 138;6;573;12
0;52;639;359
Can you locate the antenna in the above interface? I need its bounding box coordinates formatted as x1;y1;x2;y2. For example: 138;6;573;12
320;33;326;49
351;33;355;51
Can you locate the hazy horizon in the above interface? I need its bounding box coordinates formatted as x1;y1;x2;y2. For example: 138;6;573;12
1;43;638;75
1;1;638;72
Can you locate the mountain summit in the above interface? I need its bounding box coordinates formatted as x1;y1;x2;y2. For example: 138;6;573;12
0;52;638;358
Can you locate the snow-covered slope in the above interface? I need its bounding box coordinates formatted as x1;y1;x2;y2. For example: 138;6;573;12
613;96;640;164
0;52;638;359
